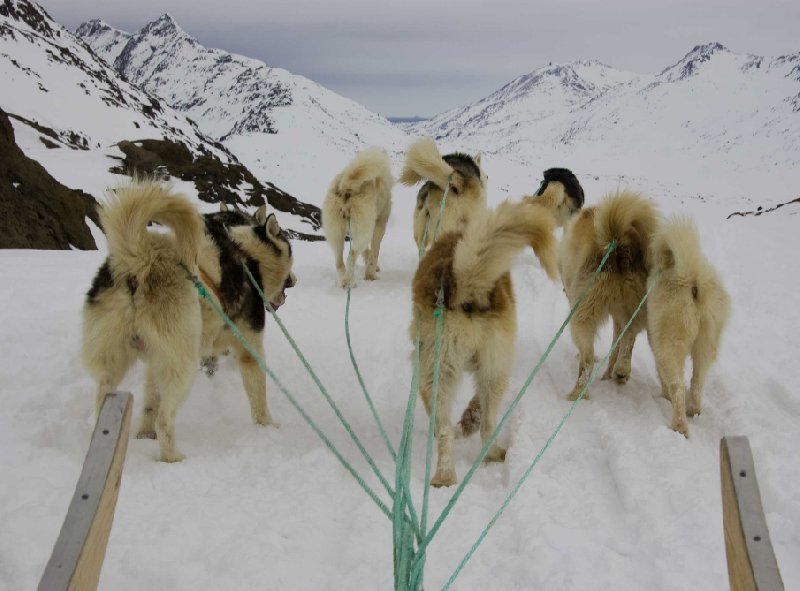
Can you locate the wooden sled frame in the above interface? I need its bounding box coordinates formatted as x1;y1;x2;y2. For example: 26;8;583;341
38;392;132;591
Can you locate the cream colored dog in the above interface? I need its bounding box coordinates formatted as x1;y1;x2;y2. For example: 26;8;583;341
647;216;730;436
82;181;295;462
558;191;660;401
321;147;393;288
411;200;558;487
399;137;487;253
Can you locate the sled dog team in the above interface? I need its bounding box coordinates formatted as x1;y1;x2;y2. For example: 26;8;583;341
82;138;729;486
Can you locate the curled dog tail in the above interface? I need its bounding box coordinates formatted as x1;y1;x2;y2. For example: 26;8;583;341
594;191;659;273
452;201;558;308
100;181;203;278
399;137;460;192
335;146;393;196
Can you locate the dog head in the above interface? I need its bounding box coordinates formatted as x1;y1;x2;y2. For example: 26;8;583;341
442;152;487;197
223;207;295;311
530;168;584;227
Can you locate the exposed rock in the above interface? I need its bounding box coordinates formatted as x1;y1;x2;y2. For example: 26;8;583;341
0;108;100;249
110;138;323;240
727;198;800;219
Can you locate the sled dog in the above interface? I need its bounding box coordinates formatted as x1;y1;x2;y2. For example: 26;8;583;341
82;181;296;462
321;147;394;287
523;167;585;227
399;137;487;253
411;200;558;487
647;216;730;436
558;191;659;401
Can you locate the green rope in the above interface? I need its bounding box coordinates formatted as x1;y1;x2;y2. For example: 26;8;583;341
409;240;619;580
181;264;392;519
443;269;662;590
344;218;398;461
241;264;401;513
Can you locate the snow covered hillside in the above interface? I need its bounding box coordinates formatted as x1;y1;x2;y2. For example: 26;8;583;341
77;14;410;202
410;44;800;204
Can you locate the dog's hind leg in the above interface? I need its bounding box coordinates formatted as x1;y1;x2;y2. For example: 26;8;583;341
687;327;719;417
475;361;509;464
149;339;198;462
418;361;460;487
652;336;691;436
567;316;601;401
365;202;391;279
84;340;136;417
234;335;274;426
136;366;161;439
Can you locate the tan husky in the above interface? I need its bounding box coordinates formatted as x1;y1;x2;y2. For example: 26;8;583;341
647;216;730;436
321;147;393;288
399;137;487;253
411;200;558;487
558;191;660;401
82;181;295;462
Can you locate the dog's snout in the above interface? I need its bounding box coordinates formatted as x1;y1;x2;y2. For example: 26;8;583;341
285;272;297;289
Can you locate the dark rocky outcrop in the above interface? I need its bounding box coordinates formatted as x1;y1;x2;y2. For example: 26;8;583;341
727;197;800;219
0;108;100;249
110;138;322;240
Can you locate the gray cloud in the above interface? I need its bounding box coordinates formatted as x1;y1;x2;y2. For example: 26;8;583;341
37;0;800;116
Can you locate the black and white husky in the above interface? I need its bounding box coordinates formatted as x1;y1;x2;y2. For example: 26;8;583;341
82;181;296;462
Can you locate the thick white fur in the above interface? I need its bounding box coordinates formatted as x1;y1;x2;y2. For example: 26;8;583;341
412;201;558;486
558;191;660;401
399;137;487;252
321;147;394;287
82;181;293;462
647;216;730;436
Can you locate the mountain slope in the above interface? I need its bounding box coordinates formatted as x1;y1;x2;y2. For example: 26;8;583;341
77;15;410;203
0;0;321;242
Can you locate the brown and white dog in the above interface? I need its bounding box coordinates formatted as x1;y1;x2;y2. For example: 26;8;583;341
411;200;558;486
558;191;660;401
399;137;487;253
82;181;295;462
321;147;393;288
647;216;730;436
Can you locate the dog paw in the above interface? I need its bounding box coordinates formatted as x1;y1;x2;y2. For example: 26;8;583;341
159;451;186;463
566;389;588;402
612;370;630;384
670;419;689;438
686;405;702;417
136;429;157;440
431;468;457;488
484;446;506;463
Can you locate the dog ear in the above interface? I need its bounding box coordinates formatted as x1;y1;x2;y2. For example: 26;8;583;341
255;205;269;225
220;202;230;213
474;152;482;166
265;213;282;238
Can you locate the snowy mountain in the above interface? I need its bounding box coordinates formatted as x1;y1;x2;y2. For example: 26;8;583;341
409;43;800;202
0;0;321;243
77;14;410;203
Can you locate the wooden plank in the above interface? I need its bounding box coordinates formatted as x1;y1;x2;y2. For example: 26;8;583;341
38;392;133;591
720;436;784;591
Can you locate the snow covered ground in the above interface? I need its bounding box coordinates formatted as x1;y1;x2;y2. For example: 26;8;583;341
1;151;799;590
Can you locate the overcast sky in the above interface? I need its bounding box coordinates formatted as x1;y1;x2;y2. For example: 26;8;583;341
36;0;800;117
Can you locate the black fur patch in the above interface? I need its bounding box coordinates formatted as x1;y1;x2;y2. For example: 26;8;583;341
536;168;585;210
254;224;292;258
443;152;481;182
86;259;113;303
